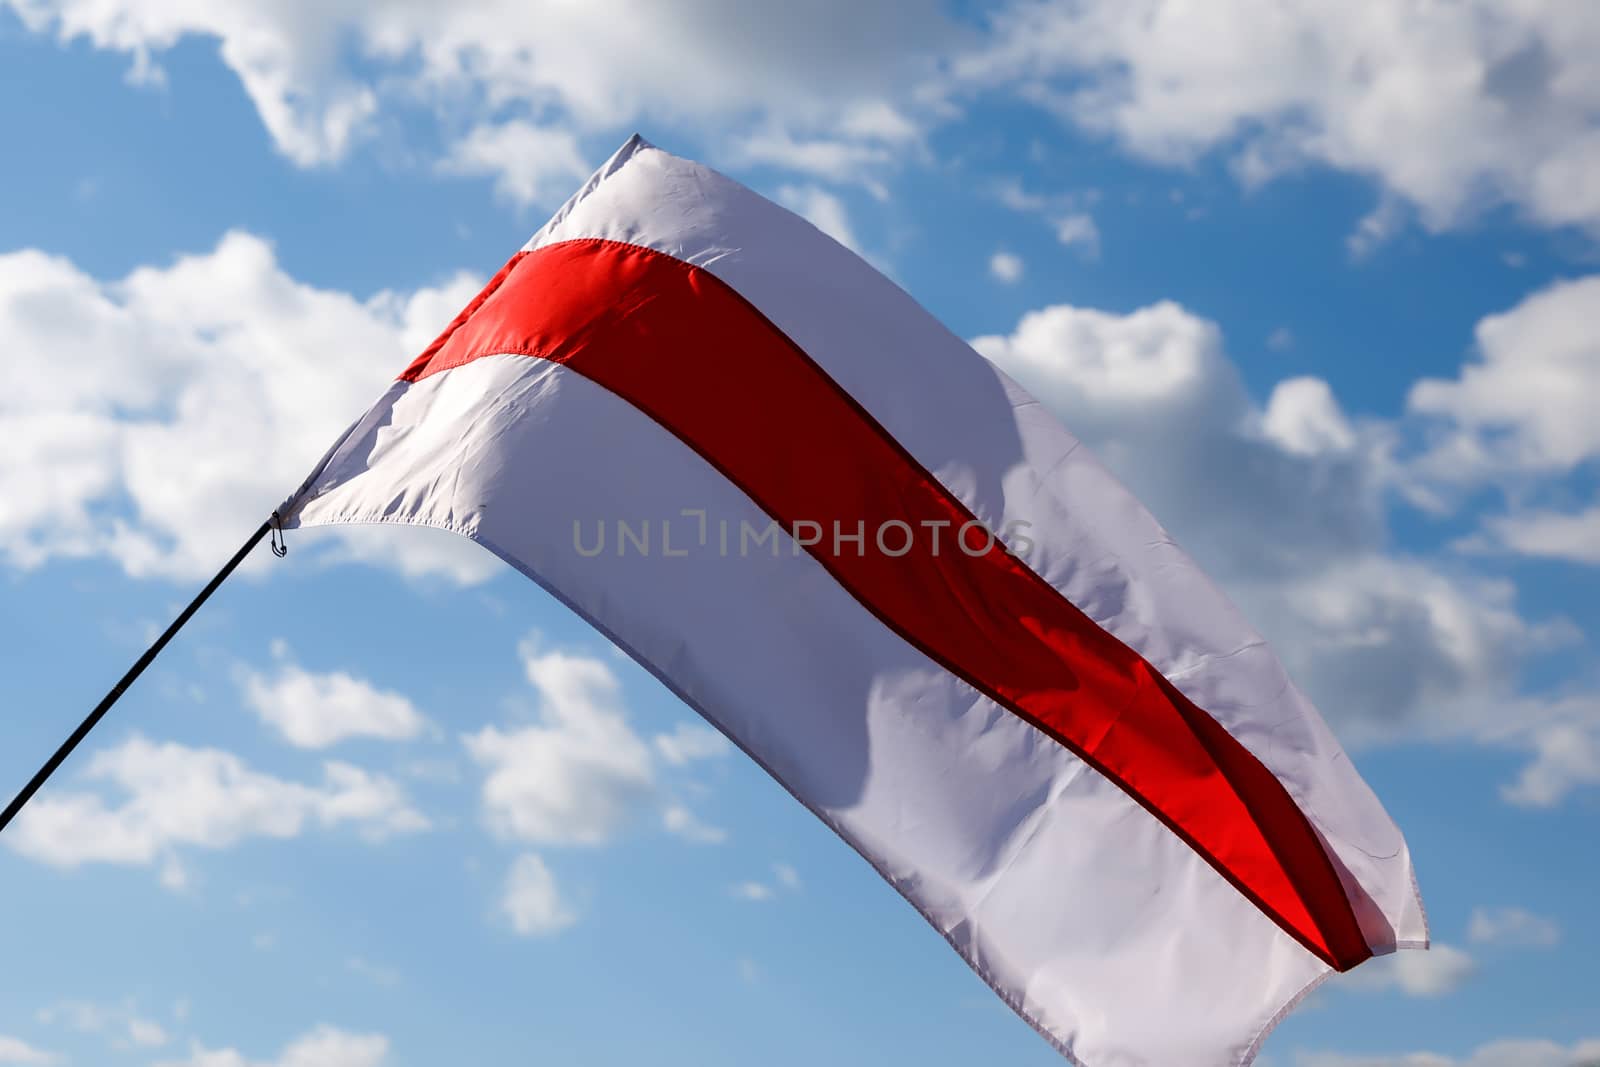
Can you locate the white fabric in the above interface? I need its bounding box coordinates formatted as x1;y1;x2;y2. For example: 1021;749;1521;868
282;137;1425;1066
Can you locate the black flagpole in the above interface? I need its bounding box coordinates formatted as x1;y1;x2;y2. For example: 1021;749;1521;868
0;517;278;835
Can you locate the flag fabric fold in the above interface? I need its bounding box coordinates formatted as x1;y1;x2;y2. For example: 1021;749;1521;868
280;135;1426;1067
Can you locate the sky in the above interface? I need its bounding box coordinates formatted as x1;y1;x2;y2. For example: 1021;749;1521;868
0;2;1598;1065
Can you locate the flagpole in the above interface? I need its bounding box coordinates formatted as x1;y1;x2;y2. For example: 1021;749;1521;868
0;518;277;835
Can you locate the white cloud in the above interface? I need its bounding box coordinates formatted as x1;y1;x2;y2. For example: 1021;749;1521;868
959;1;1600;237
1241;557;1559;748
732;106;921;189
1336;944;1476;998
989;251;1025;283
971;298;1568;757
975;300;1238;421
0;1036;57;1065
993;180;1104;256
5;0;952;182
156;1026;388;1067
1346;197;1409;260
1296;1036;1600;1067
466;639;655;846
1467;906;1561;948
1479;506;1600;566
36;1001;109;1033
1396;273;1600;637
11;0;1600;248
652;723;730;766
501;853;576;936
0;233;498;583
1263;377;1357;456
661;804;727;845
773;863;801;890
1410;275;1600;480
731;864;801;902
468;644;732;928
466;636;740;909
241;641;428;749
5;736;426;875
1501;722;1600;808
1054;213;1101;259
777;185;863;253
2;1;377;166
345;957;401;987
35;999;167;1052
440;120;592;208
128;1018;168;1048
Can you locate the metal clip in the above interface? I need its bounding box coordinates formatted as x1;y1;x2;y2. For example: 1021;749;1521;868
269;511;289;558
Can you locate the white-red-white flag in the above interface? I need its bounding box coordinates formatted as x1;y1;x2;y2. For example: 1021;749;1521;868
280;136;1427;1067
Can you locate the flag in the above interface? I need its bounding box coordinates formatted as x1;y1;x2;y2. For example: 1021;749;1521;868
279;135;1426;1066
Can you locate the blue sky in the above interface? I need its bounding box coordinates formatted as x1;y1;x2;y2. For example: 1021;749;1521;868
1;3;1597;1065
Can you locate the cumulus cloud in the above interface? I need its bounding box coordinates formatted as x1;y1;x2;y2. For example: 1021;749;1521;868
777;185;863;253
1296;1036;1600;1067
5;736;427;876
0;232;497;582
971;299;1384;588
661;805;727;845
345;957;401;988
3;0;378;166
1345;198;1410;261
439;120;593;208
653;723;730;767
466;637;730;850
959;1;1600;237
0;1036;57;1065
729;863;802;902
1335;943;1477;998
1479;507;1600;567
466;641;656;846
1501;721;1600;808
1401;274;1600;600
1467;906;1561;948
971;296;1575;764
993;179;1105;253
1409;276;1600;481
36;999;167;1050
3;0;953;188
1239;557;1554;748
1053;213;1101;259
989;251;1025;283
464;639;732;930
733;136;888;193
129;1019;168;1048
240;640;428;749
156;1026;388;1067
1263;377;1357;457
501;853;577;936
10;0;1600;247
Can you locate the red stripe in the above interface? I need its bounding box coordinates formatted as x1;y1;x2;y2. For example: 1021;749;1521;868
404;239;1372;970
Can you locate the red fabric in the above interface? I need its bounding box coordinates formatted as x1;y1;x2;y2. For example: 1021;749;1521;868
405;238;1372;970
